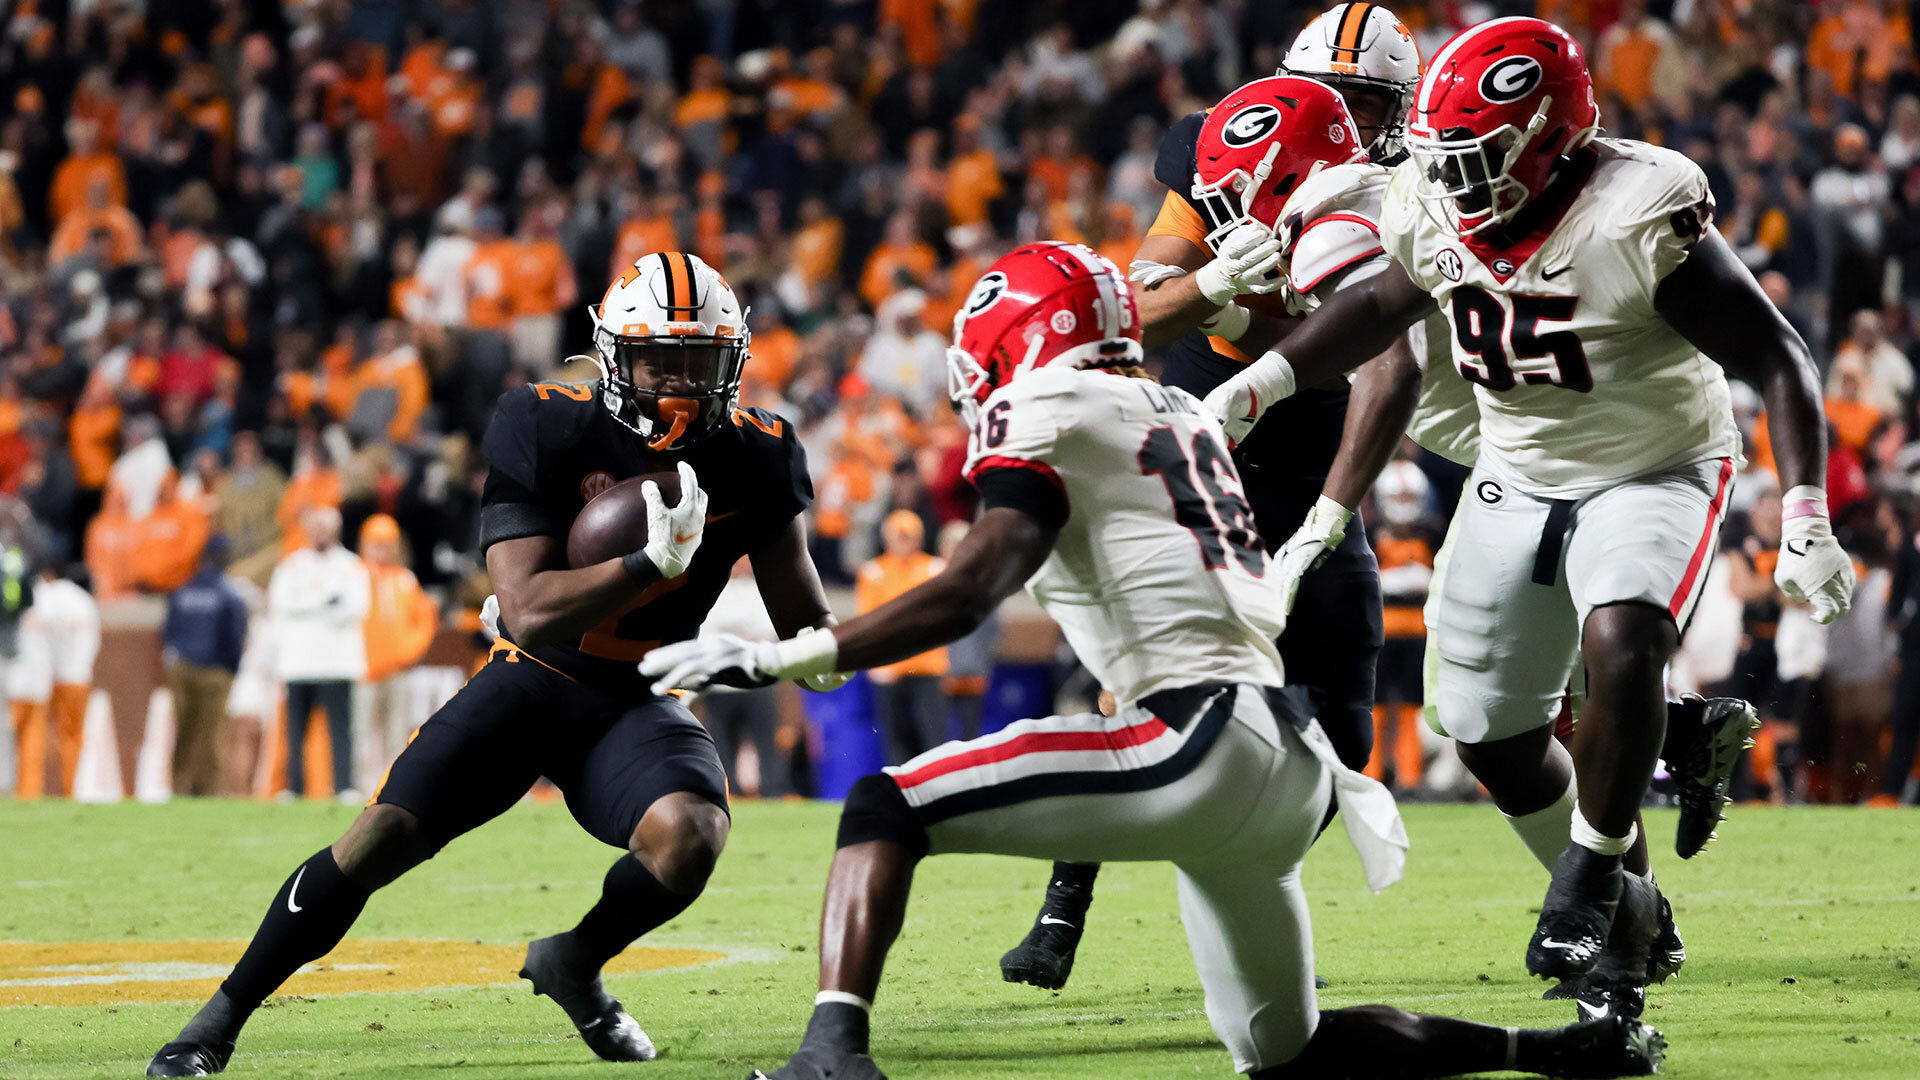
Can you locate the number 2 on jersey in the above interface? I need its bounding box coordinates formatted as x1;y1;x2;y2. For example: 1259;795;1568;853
1450;286;1592;393
1138;427;1263;574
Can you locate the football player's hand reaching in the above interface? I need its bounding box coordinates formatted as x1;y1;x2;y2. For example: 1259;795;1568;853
639;460;708;580
1203;348;1300;447
1775;486;1855;624
1193;221;1286;306
643;625;842;696
790;626;853;692
1273;495;1352;631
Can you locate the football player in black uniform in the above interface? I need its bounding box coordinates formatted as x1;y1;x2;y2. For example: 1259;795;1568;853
999;4;1426;990
146;252;843;1076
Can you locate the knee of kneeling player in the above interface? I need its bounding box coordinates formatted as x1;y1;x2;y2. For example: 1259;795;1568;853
836;773;929;861
633;802;730;894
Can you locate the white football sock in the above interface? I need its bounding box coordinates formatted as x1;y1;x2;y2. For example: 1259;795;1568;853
1570;806;1638;856
1502;775;1577;872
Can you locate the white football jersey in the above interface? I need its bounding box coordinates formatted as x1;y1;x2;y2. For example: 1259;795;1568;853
1278;163;1480;466
963;364;1285;707
1382;138;1740;496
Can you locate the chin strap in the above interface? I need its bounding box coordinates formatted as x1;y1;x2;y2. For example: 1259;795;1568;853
647;398;698;451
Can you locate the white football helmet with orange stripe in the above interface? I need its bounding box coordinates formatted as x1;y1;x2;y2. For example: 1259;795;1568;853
1280;3;1421;163
590;251;748;451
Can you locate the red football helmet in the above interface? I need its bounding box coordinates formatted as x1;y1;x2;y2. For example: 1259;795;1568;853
1191;75;1369;248
1404;17;1600;236
946;242;1141;426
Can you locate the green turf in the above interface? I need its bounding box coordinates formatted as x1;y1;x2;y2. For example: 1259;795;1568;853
2;799;1916;1079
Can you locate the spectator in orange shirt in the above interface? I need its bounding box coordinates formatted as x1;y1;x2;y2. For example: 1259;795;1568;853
48;119;126;225
83;485;140;601
355;513;439;792
134;473;213;594
880;0;944;69
859;213;938;310
507;201;578;374
945;114;1005;228
1028;124;1096;204
810;442;876;586
1809;0;1915;99
1095;200;1141;275
461;207;517;425
68;377;121;505
788;195;844;300
1826;364;1886;453
348;321;431;446
609;192;681;280
857;510;949;764
741;306;801;407
277;438;344;555
1594;0;1685;115
48;177;143;268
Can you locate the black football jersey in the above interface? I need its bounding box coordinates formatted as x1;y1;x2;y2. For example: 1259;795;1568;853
479;380;811;695
1154;109;1353;548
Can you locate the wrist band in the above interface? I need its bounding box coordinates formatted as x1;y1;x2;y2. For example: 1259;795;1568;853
772;625;840;679
621;549;662;585
1781;485;1828;521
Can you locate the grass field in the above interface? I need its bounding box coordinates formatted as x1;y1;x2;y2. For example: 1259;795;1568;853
2;799;1916;1079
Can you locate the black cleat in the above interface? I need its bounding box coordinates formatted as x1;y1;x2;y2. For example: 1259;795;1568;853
1647;889;1685;984
146;1040;233;1077
520;934;658;1062
749;1044;889;1079
1528;845;1623;981
1576;872;1657;1021
1540;1016;1667;1077
1664;695;1758;859
1000;874;1092;990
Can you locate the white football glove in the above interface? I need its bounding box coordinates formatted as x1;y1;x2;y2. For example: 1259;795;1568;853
1202;349;1299;447
1192;221;1286;306
480;593;501;639
1274;495;1352;631
640;460;708;579
1775;487;1855;624
791;625;852;692
642;626;840;696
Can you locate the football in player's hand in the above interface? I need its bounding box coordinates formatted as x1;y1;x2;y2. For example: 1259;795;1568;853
567;471;682;568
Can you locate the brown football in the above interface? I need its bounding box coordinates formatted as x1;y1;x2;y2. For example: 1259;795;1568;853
566;471;682;568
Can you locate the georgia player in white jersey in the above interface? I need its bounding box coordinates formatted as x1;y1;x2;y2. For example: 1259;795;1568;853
1207;15;1854;998
1219;122;1767;1022
641;243;1664;1080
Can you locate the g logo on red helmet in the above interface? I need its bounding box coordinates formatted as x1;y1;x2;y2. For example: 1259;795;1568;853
962;271;1009;319
1478;56;1543;103
1221;103;1283;148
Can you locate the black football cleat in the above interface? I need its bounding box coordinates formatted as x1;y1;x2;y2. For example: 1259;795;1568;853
749;1044;889;1079
146;1039;233;1077
1528;845;1624;981
520;934;657;1062
1539;1016;1667;1077
1000;874;1091;990
1647;888;1686;984
1574;873;1657;1021
1663;695;1759;859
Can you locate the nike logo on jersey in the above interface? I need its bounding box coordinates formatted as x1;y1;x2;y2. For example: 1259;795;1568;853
1541;265;1573;280
1039;914;1076;928
287;867;307;913
706;511;737;524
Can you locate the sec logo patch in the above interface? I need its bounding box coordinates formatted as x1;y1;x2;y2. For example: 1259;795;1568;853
1050;309;1078;334
1435;249;1464;282
581;470;615;500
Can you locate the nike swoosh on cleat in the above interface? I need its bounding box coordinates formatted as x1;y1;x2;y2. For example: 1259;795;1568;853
1538;938;1590;955
287;866;306;913
1577;999;1609;1020
1038;914;1075;928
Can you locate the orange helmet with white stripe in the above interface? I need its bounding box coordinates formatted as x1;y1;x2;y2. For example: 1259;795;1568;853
590;251;748;451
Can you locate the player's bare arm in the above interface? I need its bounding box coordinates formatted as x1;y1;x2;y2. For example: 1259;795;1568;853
1321;340;1423;511
826;507;1055;671
1652;227;1822;491
1654;225;1855;621
487;534;653;649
